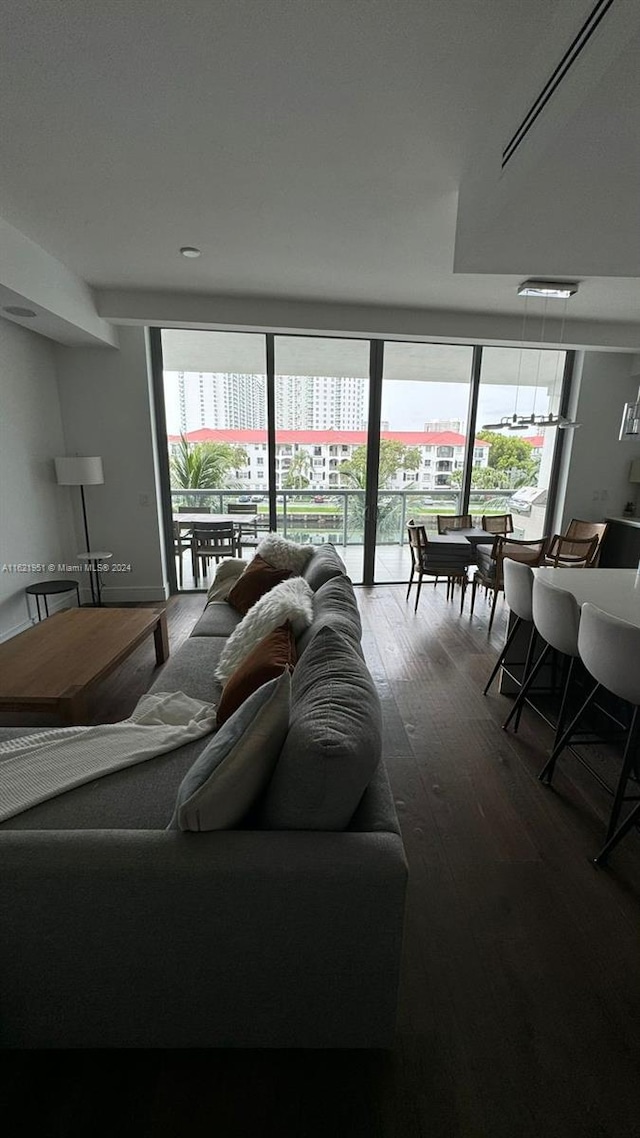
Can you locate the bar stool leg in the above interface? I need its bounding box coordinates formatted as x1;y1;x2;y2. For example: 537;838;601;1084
538;682;600;785
550;655;577;750
502;642;550;732
483;615;522;696
512;626;539;733
594;801;640;866
604;706;640;840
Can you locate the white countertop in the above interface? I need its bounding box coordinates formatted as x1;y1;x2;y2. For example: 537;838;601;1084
533;568;640;627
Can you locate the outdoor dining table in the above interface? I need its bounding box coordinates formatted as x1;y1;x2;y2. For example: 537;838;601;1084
439;526;499;550
172;512;251;527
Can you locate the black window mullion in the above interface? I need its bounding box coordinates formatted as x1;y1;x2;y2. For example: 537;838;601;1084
461;345;483;516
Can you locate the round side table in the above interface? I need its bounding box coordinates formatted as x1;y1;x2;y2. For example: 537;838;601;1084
77;552;113;606
26;579;81;621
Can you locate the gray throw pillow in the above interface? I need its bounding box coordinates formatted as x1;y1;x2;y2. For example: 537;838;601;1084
296;573;363;656
260;626;381;830
302;543;347;592
169;670;291;831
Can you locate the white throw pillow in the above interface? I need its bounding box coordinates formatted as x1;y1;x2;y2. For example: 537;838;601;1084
215;577;314;684
206;557;247;603
256;533;314;575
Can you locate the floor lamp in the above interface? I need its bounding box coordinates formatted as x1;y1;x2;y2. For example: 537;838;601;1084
55;456;104;606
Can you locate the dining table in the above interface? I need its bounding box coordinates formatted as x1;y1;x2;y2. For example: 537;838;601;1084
439;526;499;550
172;512;253;527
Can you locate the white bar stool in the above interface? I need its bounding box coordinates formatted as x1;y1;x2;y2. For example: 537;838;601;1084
547;602;640;858
502;575;581;745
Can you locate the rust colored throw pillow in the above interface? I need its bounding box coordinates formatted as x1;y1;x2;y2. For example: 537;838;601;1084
216;622;297;727
226;555;292;616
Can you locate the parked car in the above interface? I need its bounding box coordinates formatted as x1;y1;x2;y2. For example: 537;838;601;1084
250;494;264;502
238;495;251;503
313;495;327;502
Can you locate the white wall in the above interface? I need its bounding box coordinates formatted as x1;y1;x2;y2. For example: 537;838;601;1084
54;327;168;603
556;351;640;530
0;318;76;640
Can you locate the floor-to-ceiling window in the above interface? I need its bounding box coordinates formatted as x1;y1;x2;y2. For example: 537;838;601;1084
475;346;566;540
274;335;370;584
153;329;570;591
161;329;267;589
374;342;474;581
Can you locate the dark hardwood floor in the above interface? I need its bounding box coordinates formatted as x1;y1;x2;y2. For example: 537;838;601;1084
3;584;640;1137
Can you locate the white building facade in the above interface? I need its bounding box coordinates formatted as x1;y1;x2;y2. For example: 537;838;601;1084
169;429;489;491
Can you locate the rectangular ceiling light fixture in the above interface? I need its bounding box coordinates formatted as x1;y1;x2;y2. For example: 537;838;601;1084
517;280;579;299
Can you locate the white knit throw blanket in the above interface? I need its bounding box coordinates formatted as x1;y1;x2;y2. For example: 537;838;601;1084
0;690;217;823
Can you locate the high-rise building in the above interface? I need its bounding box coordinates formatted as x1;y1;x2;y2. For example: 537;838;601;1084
165;371;367;433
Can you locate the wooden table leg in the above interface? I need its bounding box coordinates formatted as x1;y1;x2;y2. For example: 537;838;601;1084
153;610;169;664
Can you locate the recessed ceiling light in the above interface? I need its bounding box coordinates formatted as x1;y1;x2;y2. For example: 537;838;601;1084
180;246;201;258
3;305;37;317
517;280;578;299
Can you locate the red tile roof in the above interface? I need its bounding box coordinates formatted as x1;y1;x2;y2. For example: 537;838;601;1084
167;428;490;447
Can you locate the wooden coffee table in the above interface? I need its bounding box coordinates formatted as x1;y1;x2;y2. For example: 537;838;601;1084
0;607;169;724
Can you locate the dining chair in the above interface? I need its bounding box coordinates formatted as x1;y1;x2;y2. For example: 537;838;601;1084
406;521;470;614
172;520;191;587
502;575;581;742
481;513;514;537
436;513;472;535
227;502;268;555
483;560;537;720
564;519;609;566
470;535;548;632
191;522;237;583
540;602;640;853
544;533;599;568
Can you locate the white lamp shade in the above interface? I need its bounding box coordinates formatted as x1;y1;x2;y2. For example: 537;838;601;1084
55;456;104;486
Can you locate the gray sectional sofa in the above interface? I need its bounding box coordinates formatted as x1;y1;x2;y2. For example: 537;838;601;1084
0;543;408;1049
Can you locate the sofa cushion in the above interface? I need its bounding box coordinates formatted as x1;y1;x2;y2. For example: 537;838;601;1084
206;557;247;603
170;671;291;831
190;602;243;638
149;637;225;705
227;554;292;615
216;622;297;726
302;543;347;591
296;574;362;656
215;577;314;684
260;626;382;831
255;533;314;575
0;731;208;830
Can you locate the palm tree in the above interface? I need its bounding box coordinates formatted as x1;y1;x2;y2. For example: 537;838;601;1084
170;435;248;504
282;449;313;489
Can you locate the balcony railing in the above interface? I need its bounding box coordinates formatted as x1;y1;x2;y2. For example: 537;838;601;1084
170;486;520;546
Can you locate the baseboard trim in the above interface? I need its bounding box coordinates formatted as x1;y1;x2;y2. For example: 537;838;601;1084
98;584;169;604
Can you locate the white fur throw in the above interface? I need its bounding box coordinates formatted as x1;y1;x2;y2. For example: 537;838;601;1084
256;533;314;575
215;577;314;683
206;558;247;603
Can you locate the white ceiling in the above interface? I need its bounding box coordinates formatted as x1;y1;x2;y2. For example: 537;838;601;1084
0;0;638;347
